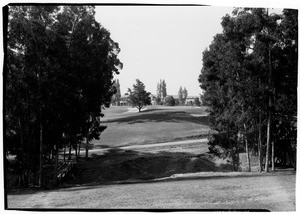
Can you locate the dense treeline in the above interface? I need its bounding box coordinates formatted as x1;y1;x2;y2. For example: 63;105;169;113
5;5;122;188
199;8;297;171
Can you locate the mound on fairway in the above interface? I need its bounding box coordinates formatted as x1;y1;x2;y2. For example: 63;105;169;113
91;106;210;148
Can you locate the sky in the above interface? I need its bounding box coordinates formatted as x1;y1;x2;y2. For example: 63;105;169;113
95;6;235;96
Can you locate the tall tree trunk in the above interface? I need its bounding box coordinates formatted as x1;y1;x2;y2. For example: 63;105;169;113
54;143;59;187
231;148;236;171
18;116;26;187
18;116;24;151
63;144;66;162
77;141;81;160
244;124;251;172
258;112;263;172
265;101;271;173
39;123;43;187
85;138;89;160
265;44;272;173
75;143;78;159
271;92;276;171
271;138;275;171
68;141;71;160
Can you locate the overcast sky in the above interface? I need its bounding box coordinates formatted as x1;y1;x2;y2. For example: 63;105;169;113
95;6;237;96
94;2;288;97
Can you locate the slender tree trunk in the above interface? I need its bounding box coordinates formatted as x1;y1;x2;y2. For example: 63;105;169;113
258;112;263;172
265;106;271;172
244;124;251;172
63;144;66;162
271;92;276;171
272;138;275;171
39;123;43;187
85;138;89;160
18;116;26;186
236;151;240;171
283;145;287;167
78;141;81;160
265;44;272;173
245;139;251;172
75;143;78;159
68;142;71;160
54;143;59;187
18;116;24;151
231;148;236;171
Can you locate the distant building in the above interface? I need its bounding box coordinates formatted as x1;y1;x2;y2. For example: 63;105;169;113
149;94;157;105
120;93;130;106
185;97;197;106
167;95;201;106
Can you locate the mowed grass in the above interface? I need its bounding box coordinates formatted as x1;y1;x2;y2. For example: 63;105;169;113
8;172;296;211
92;106;210;148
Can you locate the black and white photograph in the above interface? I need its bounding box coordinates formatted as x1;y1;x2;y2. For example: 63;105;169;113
2;0;298;212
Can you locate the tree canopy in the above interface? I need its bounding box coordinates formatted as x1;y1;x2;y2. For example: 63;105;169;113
128;79;151;112
5;5;122;187
199;8;297;171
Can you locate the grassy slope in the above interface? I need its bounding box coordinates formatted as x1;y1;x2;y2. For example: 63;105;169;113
92;106;210;148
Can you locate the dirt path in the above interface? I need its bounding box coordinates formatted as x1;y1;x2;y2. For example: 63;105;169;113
7;173;296;211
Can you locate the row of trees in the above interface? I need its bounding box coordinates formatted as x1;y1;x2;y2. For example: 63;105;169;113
178;86;188;105
112;78;195;107
156;80;190;106
164;95;201;106
199;8;297;171
156;79;167;104
127;79;200;110
5;5;122;187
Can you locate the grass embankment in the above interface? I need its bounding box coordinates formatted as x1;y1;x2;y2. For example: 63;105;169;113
92;106;210;148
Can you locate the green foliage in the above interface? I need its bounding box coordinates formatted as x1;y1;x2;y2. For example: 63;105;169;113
128;79;151;112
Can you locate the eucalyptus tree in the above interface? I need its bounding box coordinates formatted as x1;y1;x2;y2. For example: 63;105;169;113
5;5;122;187
199;8;297;172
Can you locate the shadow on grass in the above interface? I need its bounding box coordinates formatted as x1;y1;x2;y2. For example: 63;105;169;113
7;147;296;195
104;111;209;126
59;148;233;188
